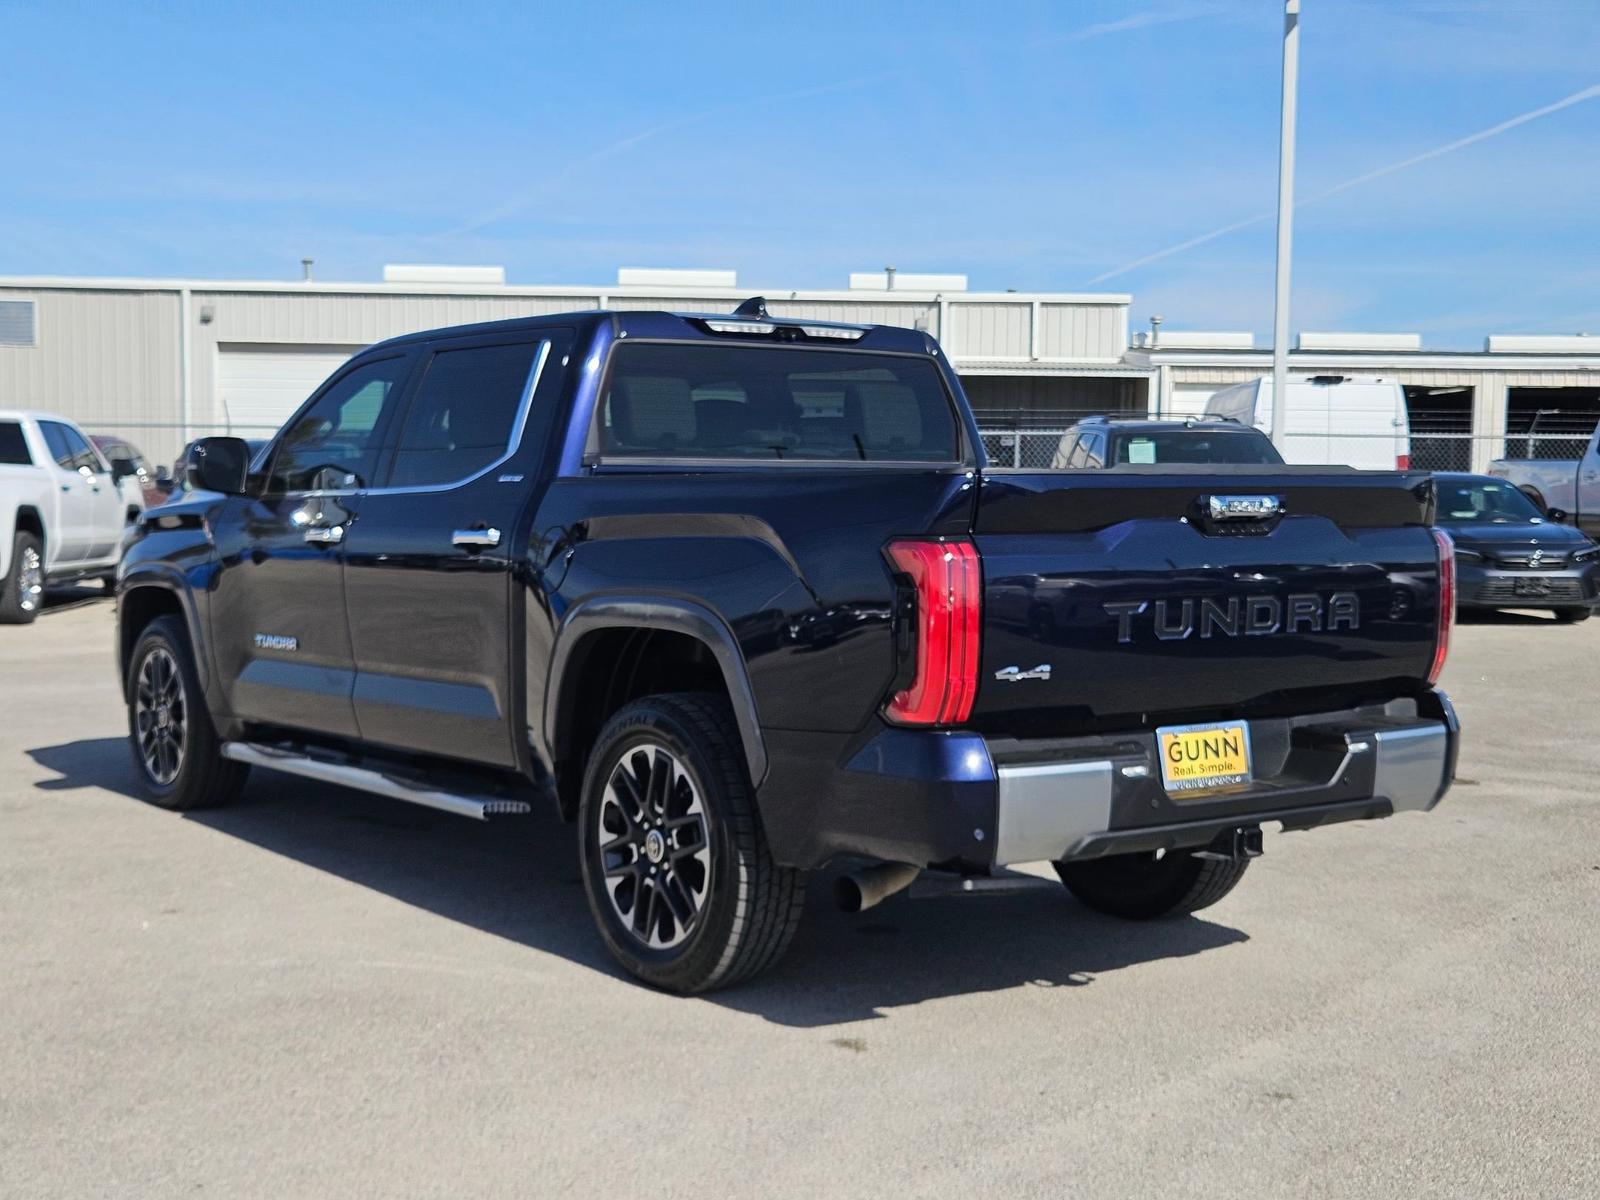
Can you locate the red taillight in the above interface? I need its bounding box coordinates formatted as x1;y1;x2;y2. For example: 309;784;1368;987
884;539;981;725
1429;528;1454;685
1396;454;1411;470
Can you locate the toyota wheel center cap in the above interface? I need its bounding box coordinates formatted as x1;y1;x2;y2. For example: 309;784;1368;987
644;830;667;864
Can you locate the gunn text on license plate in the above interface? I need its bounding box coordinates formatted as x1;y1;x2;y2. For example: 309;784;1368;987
1157;720;1252;795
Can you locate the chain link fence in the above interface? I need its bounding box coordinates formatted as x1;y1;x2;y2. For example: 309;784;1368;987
976;428;1593;473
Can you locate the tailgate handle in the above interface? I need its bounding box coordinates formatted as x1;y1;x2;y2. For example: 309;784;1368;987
1206;495;1283;520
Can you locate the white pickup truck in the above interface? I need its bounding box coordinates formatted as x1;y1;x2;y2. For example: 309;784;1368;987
1;410;144;623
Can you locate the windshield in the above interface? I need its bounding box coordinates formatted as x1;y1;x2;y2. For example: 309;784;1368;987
1111;429;1284;465
1438;478;1544;523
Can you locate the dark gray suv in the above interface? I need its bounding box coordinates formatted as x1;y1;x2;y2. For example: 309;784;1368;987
1051;416;1285;468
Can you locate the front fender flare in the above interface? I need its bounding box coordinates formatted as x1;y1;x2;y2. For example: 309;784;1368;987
117;566;212;698
544;594;768;786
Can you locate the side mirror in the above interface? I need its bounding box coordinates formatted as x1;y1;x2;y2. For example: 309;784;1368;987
110;456;139;484
1547;507;1571;524
186;437;251;495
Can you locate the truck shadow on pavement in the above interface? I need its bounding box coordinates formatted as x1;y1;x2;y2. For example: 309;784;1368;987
29;736;1251;1027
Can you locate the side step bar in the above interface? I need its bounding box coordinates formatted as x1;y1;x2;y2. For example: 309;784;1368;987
220;742;532;821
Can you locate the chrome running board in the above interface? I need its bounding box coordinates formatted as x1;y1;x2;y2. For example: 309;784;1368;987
220;742;532;821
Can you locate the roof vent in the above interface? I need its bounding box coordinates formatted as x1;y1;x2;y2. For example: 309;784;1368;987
1485;334;1600;353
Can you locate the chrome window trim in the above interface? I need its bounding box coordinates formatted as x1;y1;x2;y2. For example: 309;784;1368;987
365;338;552;497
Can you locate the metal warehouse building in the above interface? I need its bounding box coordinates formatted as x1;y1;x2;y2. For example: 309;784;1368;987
1;266;1596;473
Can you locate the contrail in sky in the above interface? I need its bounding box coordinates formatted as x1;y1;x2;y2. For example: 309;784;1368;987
449;6;1210;238
1086;81;1600;285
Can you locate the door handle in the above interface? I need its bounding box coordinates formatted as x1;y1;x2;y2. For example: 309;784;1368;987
452;527;501;548
303;524;345;545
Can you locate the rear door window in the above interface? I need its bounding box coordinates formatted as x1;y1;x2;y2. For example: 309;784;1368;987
386;340;545;488
40;421;102;472
0;421;31;465
1049;433;1079;469
596;343;961;463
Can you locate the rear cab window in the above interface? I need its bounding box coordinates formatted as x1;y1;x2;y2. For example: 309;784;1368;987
592;343;962;464
0;421;31;465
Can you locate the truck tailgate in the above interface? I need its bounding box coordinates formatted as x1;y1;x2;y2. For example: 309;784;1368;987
971;467;1441;732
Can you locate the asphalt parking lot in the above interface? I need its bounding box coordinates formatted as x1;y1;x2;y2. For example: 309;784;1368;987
3;597;1597;1198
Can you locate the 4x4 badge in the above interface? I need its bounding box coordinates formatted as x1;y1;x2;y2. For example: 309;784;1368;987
994;664;1051;682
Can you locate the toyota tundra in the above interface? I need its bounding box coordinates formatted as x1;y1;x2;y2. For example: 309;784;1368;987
115;301;1460;992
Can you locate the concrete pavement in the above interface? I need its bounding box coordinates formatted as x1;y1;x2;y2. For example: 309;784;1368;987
2;599;1596;1198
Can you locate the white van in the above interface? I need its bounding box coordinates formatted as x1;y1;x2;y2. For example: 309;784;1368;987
1204;375;1412;470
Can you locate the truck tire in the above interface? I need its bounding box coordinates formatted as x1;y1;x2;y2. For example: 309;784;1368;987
1554;608;1591;623
0;530;44;624
578;693;806;993
127;615;249;811
1054;849;1249;919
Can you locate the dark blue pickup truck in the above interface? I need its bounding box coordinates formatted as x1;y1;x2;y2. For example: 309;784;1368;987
116;302;1459;992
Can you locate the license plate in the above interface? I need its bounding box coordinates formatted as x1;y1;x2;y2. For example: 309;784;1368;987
1512;577;1552;597
1157;720;1252;796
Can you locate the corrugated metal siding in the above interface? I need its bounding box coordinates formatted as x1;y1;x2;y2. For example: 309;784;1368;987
0;287;181;457
1496;370;1600;388
1037;303;1125;360
1167;366;1261;386
1168;365;1599;391
946;303;1031;359
963;374;1146;420
188;290;597;440
765;299;938;330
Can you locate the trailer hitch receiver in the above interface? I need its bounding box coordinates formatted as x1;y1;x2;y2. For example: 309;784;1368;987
1194;825;1263;863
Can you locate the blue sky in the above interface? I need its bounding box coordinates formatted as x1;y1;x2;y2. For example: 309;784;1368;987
4;0;1597;346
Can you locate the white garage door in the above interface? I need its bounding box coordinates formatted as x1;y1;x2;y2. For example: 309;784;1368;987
216;344;365;437
1165;383;1222;417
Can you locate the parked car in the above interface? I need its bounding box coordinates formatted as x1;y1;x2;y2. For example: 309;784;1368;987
1487;420;1600;536
1049;416;1284;468
117;302;1459;993
1435;472;1598;622
1206;374;1412;469
90;434;164;511
1;410;142;622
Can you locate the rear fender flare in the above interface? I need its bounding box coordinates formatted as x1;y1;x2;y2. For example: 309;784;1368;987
544;594;768;785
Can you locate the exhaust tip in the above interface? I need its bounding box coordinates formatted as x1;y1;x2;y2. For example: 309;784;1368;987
833;875;868;914
834;863;921;913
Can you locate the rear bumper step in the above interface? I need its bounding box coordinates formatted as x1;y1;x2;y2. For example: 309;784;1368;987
220;742;532;820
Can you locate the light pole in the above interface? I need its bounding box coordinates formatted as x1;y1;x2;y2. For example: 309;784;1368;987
1270;0;1300;449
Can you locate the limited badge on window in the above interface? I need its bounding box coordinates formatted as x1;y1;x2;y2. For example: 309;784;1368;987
1156;720;1252;796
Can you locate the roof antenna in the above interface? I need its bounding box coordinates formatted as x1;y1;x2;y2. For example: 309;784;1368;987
733;296;768;318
